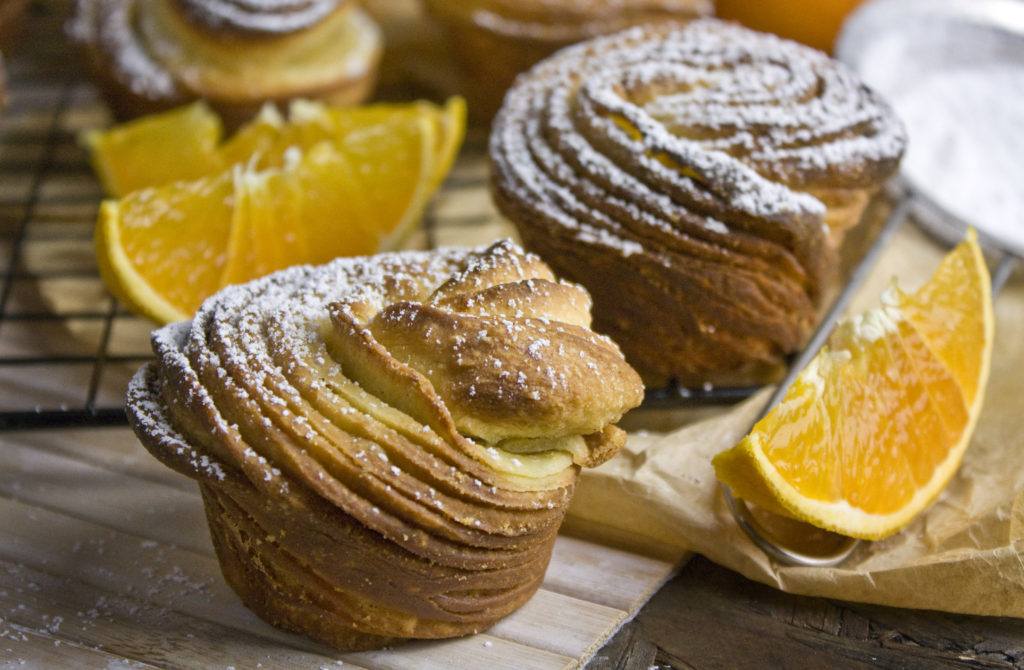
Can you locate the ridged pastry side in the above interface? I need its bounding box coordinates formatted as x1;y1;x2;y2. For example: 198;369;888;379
490;19;907;387
127;240;643;649
67;0;381;126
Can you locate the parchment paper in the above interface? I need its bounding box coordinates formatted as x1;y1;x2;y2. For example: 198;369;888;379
567;222;1024;618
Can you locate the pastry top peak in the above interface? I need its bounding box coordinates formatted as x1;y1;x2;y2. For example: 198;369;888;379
325;240;643;450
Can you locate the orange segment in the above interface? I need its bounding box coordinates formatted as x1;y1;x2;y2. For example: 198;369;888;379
896;236;992;408
335;116;437;252
96;174;235;324
714;0;864;53
82;102;226;197
84;97;467;196
713;230;993;540
96;105;462;324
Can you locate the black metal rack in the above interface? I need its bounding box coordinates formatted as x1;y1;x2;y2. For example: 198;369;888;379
0;2;144;428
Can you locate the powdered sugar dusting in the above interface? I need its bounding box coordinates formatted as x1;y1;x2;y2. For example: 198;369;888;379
126;242;643;560
489;18;907;385
67;0;184;101
179;0;343;35
491;19;906;257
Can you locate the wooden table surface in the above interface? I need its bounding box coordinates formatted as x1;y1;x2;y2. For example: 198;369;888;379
593;558;1024;669
2;2;1023;669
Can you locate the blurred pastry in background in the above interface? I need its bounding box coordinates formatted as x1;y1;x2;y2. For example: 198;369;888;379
67;0;383;128
490;18;906;388
362;0;456;97
423;0;711;119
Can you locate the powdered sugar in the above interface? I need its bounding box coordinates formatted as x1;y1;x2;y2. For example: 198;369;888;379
892;65;1024;255
490;18;907;385
490;19;906;260
178;0;343;35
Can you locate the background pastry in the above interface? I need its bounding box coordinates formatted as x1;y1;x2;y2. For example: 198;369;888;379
67;0;382;128
127;240;643;649
423;0;711;119
490;19;907;388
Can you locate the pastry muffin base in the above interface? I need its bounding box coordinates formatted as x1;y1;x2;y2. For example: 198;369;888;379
198;476;557;650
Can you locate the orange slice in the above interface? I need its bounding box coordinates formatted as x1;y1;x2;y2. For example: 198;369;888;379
97;113;445;324
712;230;993;540
82;102;225;197
83;97;466;197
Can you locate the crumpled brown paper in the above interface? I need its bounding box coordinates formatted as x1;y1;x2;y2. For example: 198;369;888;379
567;222;1024;618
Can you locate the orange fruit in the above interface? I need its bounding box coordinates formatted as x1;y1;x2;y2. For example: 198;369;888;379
712;230;993;540
714;0;865;53
84;97;466;197
97;110;452;324
82;102;225;197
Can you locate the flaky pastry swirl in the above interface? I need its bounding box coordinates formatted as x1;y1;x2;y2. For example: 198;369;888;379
68;0;381;126
490;19;907;386
127;241;643;649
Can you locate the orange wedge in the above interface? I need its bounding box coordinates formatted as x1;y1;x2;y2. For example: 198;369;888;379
97;111;451;324
81;102;225;197
712;230;993;540
84;97;466;197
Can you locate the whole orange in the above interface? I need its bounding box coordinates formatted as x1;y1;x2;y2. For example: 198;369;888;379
714;0;865;53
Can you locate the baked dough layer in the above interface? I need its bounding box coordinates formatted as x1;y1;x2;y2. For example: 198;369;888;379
490;19;907;386
127;241;643;649
68;0;381;126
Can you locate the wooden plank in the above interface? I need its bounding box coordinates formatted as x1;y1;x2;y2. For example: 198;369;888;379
487;590;626;659
0;435;671;668
0;496;577;669
0;440;213;554
543;535;676;612
0;622;159;670
355;635;574;670
2;428;193;492
0;558;362;670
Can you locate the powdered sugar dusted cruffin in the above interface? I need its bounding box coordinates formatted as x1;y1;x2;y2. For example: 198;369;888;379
126;240;643;650
490;18;907;387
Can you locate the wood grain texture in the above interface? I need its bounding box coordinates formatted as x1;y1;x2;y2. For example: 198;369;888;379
0;426;675;669
590;556;1024;669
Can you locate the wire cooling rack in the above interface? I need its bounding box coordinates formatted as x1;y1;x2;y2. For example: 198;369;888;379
0;1;136;428
0;1;514;430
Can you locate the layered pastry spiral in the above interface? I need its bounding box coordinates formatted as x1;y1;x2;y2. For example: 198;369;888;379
127;241;643;649
67;0;381;126
424;0;710;118
490;19;907;387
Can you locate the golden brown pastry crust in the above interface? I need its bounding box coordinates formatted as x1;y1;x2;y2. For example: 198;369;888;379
489;19;907;387
67;0;382;127
127;241;642;649
423;0;710;118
